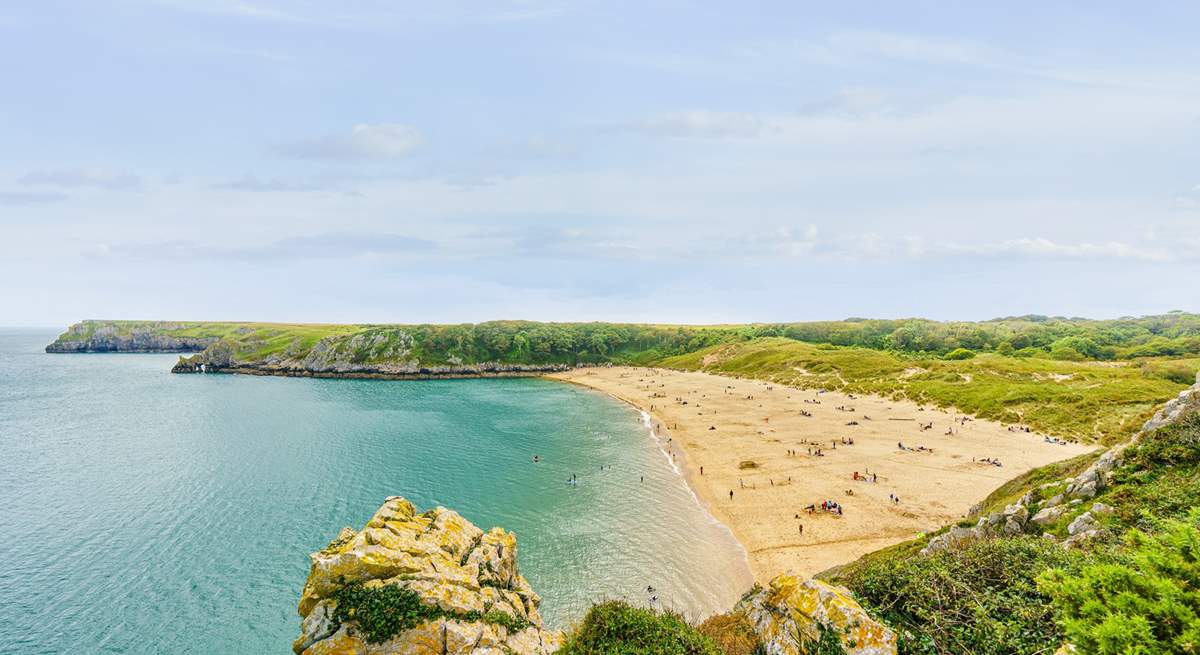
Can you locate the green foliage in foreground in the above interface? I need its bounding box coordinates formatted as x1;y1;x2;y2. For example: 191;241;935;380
1040;511;1200;655
663;337;1188;444
839;537;1091;655
330;581;527;644
559;601;726;655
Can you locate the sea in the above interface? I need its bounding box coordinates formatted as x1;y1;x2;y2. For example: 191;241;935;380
0;329;749;654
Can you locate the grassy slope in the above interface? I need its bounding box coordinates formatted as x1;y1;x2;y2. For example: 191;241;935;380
660;337;1188;445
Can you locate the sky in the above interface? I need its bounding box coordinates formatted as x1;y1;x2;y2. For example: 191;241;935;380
2;1;1199;327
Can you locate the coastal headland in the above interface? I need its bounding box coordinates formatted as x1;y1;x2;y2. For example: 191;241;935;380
553;366;1095;580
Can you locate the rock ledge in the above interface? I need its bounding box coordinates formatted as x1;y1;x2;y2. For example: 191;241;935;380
295;497;563;655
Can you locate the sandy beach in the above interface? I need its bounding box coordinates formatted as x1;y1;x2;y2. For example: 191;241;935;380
551;366;1095;581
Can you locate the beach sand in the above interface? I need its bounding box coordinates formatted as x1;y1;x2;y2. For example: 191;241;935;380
551;366;1095;581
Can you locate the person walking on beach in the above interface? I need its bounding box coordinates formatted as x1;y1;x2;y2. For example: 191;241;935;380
729;490;734;500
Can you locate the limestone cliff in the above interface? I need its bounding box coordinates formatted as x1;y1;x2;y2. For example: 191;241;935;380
294;497;563;655
172;328;571;379
737;575;897;655
45;320;216;353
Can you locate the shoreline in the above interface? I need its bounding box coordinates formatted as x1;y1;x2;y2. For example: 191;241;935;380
551;366;1096;582
553;372;758;584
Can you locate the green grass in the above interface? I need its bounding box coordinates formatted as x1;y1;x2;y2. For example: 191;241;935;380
662;338;1190;444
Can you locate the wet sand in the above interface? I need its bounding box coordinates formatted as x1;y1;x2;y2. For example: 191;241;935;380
551;366;1095;581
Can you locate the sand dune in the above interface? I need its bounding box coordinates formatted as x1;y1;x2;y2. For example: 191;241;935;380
552;366;1095;581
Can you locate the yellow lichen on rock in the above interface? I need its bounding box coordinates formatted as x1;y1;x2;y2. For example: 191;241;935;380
737;573;896;655
295;497;562;655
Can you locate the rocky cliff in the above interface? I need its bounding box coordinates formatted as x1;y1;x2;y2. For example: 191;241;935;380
172;327;572;379
295;497;564;655
45;320;217;353
297;497;896;655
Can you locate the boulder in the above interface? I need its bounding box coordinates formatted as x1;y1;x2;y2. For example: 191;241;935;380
737;573;897;655
1067;512;1097;536
295;497;562;655
1030;505;1067;527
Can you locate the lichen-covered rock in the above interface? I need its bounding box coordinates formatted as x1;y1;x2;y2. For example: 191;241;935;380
736;573;896;655
295;497;562;655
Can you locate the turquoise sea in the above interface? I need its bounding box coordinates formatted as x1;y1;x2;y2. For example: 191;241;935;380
0;329;749;654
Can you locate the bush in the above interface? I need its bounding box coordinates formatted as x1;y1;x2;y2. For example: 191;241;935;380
943;348;976;360
1039;510;1200;654
840;537;1090;655
332;583;438;644
560;601;724;655
696;612;763;655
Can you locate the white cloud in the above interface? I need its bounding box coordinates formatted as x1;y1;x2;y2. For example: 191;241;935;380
275;123;422;160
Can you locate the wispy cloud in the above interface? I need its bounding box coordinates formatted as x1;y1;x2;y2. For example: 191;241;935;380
19;167;141;190
615;111;768;139
274;123;422;161
0;190;68;206
88;232;436;262
212;174;342;193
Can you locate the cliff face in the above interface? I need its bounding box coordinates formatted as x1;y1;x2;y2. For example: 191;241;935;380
46;321;217;353
172;328;572;379
294;497;563;655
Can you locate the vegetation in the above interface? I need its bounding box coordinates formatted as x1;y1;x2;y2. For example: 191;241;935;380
54;312;1200;366
837;536;1090;655
330;581;528;644
559;601;727;655
695;613;763;655
1040;511;1200;655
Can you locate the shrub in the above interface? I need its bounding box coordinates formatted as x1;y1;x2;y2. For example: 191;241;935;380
1039;510;1200;655
696;612;762;655
840;537;1089;655
331;583;438;644
943;348;976;360
560;601;724;655
330;582;528;644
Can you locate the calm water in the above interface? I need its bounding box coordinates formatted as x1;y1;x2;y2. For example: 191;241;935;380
0;329;749;654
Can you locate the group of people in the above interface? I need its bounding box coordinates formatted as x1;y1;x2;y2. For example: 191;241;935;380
803;499;844;515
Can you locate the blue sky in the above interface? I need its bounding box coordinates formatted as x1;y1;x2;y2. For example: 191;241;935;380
2;1;1199;326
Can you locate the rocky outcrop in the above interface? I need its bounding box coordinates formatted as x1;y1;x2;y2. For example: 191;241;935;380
172;328;572;379
922;372;1200;555
295;497;563;655
45;321;216;353
737;573;897;655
